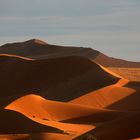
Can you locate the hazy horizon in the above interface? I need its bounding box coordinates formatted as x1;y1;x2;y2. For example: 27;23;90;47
0;0;140;61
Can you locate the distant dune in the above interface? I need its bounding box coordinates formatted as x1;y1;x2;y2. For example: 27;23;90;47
0;39;140;67
0;39;140;140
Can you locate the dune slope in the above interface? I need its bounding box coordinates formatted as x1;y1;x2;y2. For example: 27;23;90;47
90;111;140;140
71;79;140;111
5;94;128;140
6;94;125;123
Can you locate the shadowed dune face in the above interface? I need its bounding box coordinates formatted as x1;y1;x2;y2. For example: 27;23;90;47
106;81;140;111
0;109;60;134
0;55;119;106
90;111;140;140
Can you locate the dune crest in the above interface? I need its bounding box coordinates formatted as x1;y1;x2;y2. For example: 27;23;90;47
6;94;125;123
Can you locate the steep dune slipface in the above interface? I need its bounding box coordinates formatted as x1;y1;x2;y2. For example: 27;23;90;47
1;40;140;139
0;55;119;106
4;93;140;140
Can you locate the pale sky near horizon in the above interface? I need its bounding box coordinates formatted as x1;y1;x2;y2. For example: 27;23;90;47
0;0;140;61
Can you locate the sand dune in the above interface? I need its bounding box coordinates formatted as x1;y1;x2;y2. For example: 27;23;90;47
71;79;140;111
0;55;119;105
0;39;140;140
5;93;140;140
5;94;96;139
6;94;125;123
1;39;140;67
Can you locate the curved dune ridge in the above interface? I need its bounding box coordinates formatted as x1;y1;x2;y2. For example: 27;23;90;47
70;78;140;111
31;39;48;45
5;94;125;123
4;94;126;139
0;39;140;140
0;53;33;61
0;55;119;103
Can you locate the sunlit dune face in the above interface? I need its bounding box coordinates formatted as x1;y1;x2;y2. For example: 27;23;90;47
5;94;54;121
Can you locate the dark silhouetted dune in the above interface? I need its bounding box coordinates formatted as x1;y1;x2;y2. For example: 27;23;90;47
0;39;140;67
71;79;140;111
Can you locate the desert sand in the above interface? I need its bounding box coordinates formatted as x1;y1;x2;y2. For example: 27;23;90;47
0;39;140;140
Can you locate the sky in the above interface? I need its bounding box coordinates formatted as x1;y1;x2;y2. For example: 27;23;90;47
0;0;140;61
